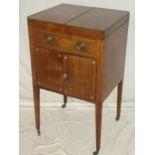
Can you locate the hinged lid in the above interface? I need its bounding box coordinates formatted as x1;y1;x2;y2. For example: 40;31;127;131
28;4;129;39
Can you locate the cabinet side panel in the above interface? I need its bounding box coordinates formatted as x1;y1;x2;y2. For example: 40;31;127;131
102;22;129;102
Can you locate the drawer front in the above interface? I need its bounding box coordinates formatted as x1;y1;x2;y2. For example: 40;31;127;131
33;31;98;57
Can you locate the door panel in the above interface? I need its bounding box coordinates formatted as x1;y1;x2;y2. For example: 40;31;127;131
64;54;96;100
35;48;63;92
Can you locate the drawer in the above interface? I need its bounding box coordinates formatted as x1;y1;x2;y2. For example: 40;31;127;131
33;31;99;57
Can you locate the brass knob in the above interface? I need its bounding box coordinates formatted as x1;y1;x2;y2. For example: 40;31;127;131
44;36;52;44
76;42;85;50
62;73;68;80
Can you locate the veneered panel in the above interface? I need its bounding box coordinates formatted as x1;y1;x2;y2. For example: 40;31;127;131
67;7;129;33
63;54;96;101
35;48;63;92
28;4;91;24
102;23;129;102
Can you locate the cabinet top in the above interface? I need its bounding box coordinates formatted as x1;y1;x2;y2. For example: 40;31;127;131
28;4;129;38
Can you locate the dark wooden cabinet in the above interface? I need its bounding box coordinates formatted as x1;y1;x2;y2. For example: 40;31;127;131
27;4;129;155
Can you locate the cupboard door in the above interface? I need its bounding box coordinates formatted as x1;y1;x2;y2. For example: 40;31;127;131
35;48;63;92
63;55;96;101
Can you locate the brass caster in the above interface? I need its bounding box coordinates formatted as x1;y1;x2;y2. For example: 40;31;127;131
116;115;120;121
93;150;99;155
62;104;66;108
37;129;41;136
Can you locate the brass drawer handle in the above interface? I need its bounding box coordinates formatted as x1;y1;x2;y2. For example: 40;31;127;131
62;73;68;80
76;42;85;50
44;36;52;44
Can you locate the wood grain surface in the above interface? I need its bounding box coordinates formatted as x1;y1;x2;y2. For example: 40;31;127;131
28;4;129;39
